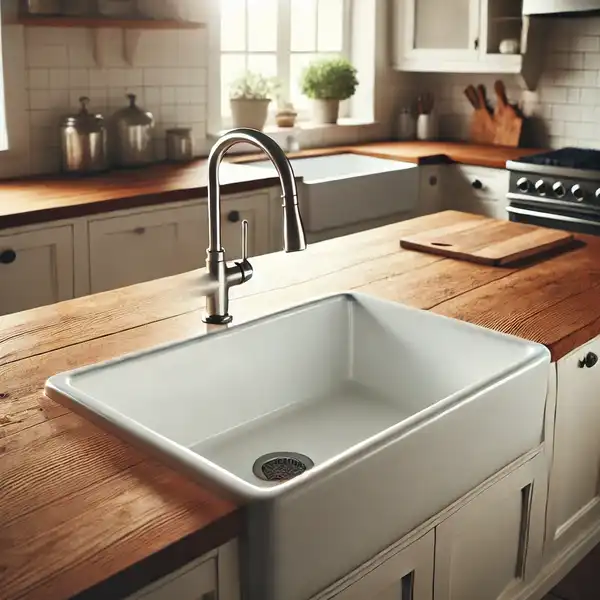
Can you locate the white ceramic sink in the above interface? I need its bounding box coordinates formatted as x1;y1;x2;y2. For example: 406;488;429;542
46;293;550;600
249;153;418;232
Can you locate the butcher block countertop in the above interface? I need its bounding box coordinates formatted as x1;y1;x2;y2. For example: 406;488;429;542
0;141;543;230
2;209;597;600
232;140;545;169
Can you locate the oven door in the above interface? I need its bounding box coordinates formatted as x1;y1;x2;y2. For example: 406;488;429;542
507;205;600;235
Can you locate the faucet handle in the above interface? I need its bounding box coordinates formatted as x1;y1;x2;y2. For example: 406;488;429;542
241;219;249;262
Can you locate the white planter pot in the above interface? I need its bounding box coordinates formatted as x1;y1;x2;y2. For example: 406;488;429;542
312;99;340;125
230;99;271;131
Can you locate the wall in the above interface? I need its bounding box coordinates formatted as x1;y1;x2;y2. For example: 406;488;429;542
0;0;212;178
412;17;600;149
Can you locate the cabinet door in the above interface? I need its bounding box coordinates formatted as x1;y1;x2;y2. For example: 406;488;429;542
0;225;74;315
329;531;434;600
443;165;509;220
435;453;546;600
221;192;271;259
547;338;600;557
404;0;480;61
89;205;206;294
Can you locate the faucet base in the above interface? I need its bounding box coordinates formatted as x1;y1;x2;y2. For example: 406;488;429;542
202;313;233;325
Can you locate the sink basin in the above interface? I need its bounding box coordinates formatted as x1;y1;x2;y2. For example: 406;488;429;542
248;153;418;232
45;293;550;600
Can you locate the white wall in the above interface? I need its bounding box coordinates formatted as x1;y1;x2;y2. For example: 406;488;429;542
411;17;600;149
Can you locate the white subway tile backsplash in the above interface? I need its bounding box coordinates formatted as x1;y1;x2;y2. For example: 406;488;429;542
584;52;600;70
28;69;49;90
161;86;176;104
49;68;70;90
145;86;161;105
573;35;600;52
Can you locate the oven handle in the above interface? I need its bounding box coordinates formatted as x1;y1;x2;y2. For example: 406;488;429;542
507;206;600;229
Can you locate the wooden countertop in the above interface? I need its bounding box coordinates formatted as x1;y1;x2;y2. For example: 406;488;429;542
232;140;545;169
2;209;596;600
0;141;543;230
0;160;281;230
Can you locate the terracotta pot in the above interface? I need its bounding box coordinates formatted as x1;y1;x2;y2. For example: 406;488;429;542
311;99;340;124
230;99;271;131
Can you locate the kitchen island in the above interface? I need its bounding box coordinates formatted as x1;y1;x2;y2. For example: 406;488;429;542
3;210;600;600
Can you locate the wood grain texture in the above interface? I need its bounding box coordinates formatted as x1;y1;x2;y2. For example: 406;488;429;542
0;161;280;229
4;209;600;600
0;142;545;230
400;217;574;265
232;141;544;169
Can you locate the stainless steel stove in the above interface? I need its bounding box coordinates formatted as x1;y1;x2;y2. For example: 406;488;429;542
506;148;600;235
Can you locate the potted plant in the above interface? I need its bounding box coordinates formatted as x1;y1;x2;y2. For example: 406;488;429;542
300;58;359;124
229;71;279;131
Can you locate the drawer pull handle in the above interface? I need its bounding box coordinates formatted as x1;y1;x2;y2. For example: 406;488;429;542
578;352;598;369
228;210;241;223
0;249;16;264
472;179;484;190
133;227;146;235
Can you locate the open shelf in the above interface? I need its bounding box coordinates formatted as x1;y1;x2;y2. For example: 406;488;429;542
18;15;206;29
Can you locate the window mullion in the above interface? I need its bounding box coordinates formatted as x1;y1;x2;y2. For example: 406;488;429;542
278;0;291;106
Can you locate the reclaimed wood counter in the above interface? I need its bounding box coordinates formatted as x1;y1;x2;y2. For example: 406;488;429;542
2;210;598;600
0;141;544;230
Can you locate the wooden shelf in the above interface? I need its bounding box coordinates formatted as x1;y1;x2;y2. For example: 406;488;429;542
18;15;206;29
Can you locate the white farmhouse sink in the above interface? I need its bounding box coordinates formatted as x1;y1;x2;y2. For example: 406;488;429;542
45;293;550;600
249;153;418;233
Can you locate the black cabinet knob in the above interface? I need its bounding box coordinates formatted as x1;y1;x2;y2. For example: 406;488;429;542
0;249;16;264
227;210;241;223
472;179;483;190
579;352;598;369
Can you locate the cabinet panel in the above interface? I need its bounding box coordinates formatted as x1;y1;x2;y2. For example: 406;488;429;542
127;556;216;600
89;205;206;294
330;530;434;600
443;165;509;220
547;338;600;556
404;0;480;61
0;225;74;315
435;453;545;600
221;192;270;259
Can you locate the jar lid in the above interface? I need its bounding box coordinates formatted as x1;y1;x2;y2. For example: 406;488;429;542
61;97;105;134
113;93;154;127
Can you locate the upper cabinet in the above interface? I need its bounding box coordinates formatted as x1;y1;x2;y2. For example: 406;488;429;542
392;0;546;89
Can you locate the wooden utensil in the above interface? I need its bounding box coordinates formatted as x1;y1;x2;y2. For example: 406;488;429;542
465;85;496;145
493;80;523;147
400;213;574;266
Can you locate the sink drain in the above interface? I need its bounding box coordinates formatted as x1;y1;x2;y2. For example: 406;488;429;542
252;452;314;482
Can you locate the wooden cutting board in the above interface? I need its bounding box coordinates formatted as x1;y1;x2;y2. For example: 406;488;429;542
493;80;523;147
400;213;575;266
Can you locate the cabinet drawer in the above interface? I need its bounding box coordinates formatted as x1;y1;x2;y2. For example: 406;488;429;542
89;205;206;294
128;556;216;600
456;166;509;201
0;225;74;315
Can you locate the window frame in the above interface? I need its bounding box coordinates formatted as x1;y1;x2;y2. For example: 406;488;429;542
219;0;353;127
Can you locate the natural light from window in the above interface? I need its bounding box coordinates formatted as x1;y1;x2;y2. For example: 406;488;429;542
220;0;349;118
0;5;7;151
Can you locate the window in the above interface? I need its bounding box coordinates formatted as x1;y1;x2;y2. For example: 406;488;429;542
220;0;351;119
0;5;7;151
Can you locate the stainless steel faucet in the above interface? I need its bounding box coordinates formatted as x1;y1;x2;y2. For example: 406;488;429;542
203;128;307;324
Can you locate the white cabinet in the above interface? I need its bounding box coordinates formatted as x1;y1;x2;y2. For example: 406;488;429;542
402;0;480;61
328;531;434;600
0;225;74;315
546;337;600;558
443;165;509;220
416;165;443;216
434;453;546;600
392;0;545;87
221;192;271;259
89;204;206;294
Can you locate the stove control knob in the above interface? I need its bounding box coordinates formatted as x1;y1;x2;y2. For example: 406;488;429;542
517;177;531;193
596;189;600;201
572;184;585;202
535;179;547;195
553;182;566;198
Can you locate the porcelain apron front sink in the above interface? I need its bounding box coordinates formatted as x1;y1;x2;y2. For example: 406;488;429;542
46;293;550;600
